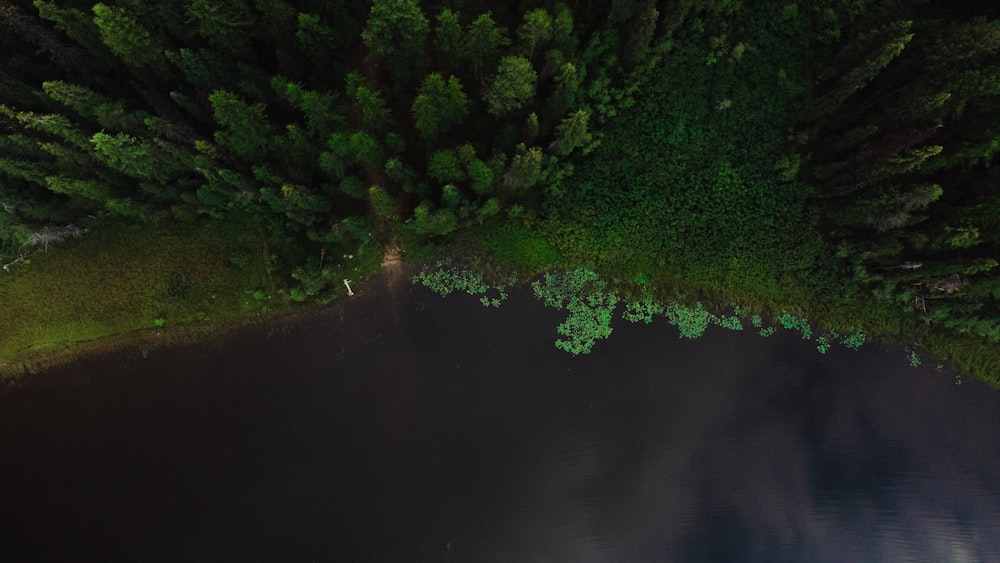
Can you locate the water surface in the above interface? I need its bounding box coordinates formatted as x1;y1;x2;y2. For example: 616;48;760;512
1;279;998;562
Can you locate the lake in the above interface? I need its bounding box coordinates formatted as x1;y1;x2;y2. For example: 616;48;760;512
1;274;998;562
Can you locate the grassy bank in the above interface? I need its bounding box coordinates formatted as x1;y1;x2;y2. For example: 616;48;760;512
0;216;285;381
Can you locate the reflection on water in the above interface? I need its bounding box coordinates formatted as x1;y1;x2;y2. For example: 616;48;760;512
0;283;998;562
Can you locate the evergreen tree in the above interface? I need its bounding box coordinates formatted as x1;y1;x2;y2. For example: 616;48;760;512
91;3;168;72
440;183;462;208
348;131;383;168
272;77;345;137
475;197;500;223
503;144;542;191
517;8;553;60
34;0;111;66
483;56;537;115
185;0;254;58
804;20;914;121
467;158;494;194
361;0;429;84
208;89;274;160
427;149;464;184
296;13;337;61
43;175;111;204
551;2;576;53
166;48;235;92
463;12;510;83
41;81;140;132
91;132;162;182
0;105;91;150
411;73;469;139
345;73;393;132
410;201;457;236
551;109;593;156
434;8;464;71
368;184;397;219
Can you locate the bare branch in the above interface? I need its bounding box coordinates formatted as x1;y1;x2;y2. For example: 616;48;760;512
24;224;87;251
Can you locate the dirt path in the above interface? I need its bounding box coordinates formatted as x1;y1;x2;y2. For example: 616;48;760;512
380;245;405;289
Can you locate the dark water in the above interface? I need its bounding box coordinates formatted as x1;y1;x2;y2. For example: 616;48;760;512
1;279;999;562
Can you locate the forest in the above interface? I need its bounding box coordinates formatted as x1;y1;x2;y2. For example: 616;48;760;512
1;0;999;384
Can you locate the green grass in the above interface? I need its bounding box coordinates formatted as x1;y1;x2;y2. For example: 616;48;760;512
478;223;562;274
0;216;281;379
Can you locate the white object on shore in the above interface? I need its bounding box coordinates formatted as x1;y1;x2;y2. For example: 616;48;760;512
343;279;354;296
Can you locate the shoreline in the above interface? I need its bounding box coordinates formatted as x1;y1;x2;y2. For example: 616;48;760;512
3;252;998;390
0;253;415;390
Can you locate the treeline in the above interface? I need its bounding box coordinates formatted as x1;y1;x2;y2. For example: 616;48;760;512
797;1;1000;343
1;0;999;357
0;0;685;298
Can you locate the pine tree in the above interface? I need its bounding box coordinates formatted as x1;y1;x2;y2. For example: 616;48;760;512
427;150;464;183
368;184;397;219
552;61;581;112
463;12;510;83
272;78;345;137
185;0;254;58
0;71;44;111
208;90;274;160
91;3;169;72
434;8;464;71
467;158;494;194
411;73;469;139
44;175;112;203
250;0;298;47
345;73;393;132
410;201;457;236
165;48;243;93
0;156;46;185
41;81;140;132
91;132;157;180
348;131;383;168
517;9;553;59
804;20;914;121
483;56;537;115
551;3;576;53
475;197;500;224
33;0;110;66
296;13;337;61
503;144;542;191
551;110;593;156
440;183;462;208
361;0;429;84
0;105;91;150
524;112;540;142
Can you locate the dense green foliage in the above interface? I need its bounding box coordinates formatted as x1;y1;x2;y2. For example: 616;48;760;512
0;0;999;383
